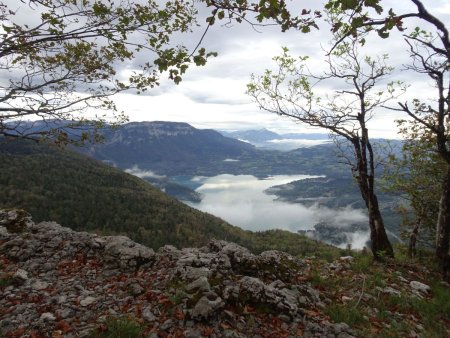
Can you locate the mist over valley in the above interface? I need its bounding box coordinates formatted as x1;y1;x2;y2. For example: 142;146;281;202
181;174;371;249
77;121;402;249
1;120;402;249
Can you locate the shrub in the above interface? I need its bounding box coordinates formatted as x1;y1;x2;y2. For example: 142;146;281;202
92;316;143;338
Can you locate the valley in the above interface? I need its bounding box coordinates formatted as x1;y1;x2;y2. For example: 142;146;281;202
0;136;338;258
1;121;404;250
75;121;404;248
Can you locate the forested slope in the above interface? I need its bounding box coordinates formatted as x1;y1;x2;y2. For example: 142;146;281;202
0;138;338;257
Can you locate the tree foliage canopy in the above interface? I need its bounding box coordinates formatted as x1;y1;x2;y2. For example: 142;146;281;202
383;119;448;247
246;35;406;258
0;0;215;142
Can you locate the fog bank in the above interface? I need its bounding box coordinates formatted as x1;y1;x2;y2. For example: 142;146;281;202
185;174;369;248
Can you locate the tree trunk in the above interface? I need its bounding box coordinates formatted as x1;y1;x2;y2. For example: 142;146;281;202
408;219;420;259
367;190;394;259
353;135;394;260
436;165;450;280
354;169;394;259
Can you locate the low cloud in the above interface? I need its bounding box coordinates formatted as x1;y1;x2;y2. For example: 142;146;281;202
268;138;331;148
125;165;165;179
186;174;371;250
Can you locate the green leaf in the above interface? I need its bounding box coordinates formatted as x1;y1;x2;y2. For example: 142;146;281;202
341;0;359;11
377;29;389;38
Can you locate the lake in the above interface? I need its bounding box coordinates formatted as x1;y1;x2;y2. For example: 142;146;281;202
181;174;369;248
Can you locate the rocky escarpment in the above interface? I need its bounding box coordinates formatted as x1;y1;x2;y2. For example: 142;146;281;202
0;210;356;337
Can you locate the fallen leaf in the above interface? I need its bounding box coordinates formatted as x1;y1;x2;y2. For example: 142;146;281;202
52;331;63;338
175;310;185;320
202;326;215;336
220;322;231;330
55;320;71;333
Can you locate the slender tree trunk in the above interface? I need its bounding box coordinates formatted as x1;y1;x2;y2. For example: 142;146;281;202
357;173;394;259
367;190;394;259
436;165;450;280
408;219;420;259
353;134;394;259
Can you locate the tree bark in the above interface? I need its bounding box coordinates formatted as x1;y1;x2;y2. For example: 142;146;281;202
356;175;394;259
408;219;420;259
355;171;394;259
436;165;450;280
367;191;394;259
353;133;394;259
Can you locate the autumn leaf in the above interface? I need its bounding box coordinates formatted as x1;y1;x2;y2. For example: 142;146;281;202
202;326;215;336
174;310;185;320
54;320;71;333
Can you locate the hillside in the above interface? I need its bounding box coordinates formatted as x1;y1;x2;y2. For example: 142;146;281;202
1;211;448;338
77;122;256;175
0;138;337;257
73;121;346;177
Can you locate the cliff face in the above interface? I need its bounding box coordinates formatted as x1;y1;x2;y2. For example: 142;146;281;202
0;210;356;338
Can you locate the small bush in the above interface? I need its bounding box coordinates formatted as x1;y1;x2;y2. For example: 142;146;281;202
325;304;367;326
368;271;386;288
309;270;323;287
169;289;186;305
351;255;372;273
0;278;11;288
92;316;143;338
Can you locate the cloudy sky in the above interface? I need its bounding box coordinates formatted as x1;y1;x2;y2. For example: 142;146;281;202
6;0;450;138
111;0;449;138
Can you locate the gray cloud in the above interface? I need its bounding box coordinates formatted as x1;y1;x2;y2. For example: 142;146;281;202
3;0;448;135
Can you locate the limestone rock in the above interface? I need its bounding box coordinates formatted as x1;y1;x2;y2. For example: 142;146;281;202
125;280;145;296
382;286;401;296
186;276;210;293
158;245;182;260
0;225;9;238
410;281;431;294
40;312;56;321
80;296;97;307
31;280;49;291
0;209;32;233
339;256;355;262
12;268;28;285
191;295;224;320
342;295;353;302
223;276;302;317
0;210;398;338
142;307;156;322
103;235;155;270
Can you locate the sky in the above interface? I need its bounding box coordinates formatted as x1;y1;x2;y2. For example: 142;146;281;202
4;0;450;138
110;0;449;138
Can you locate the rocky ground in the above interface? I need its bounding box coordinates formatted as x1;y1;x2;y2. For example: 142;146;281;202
0;210;449;337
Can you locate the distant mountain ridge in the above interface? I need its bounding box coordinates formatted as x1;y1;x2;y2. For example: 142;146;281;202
221;128;282;142
72;121;350;177
77;121;256;174
220;128;330;151
221;128;329;142
9;120;343;176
